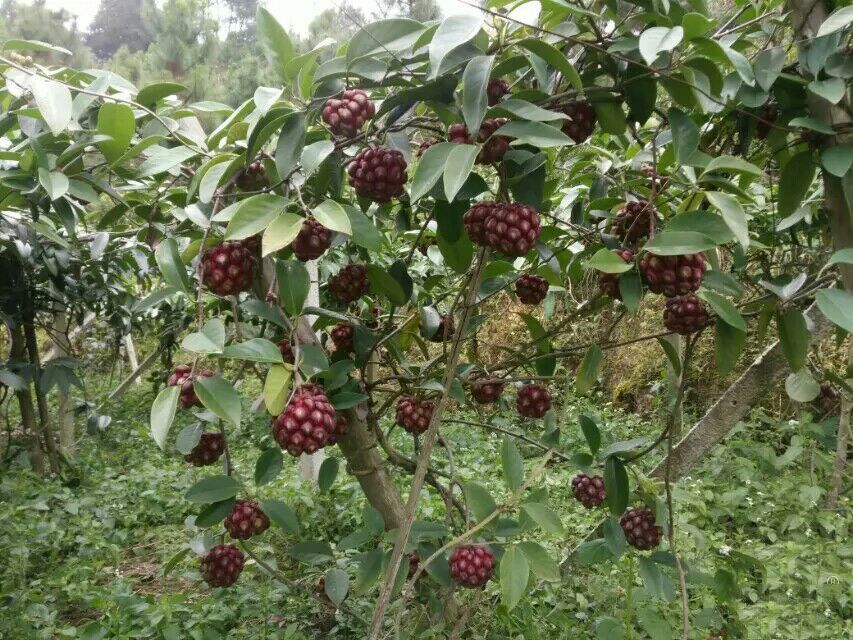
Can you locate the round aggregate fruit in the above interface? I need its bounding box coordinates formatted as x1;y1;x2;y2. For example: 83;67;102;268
425;314;455;343
328;264;369;303
449;544;495;588
408;552;420;578
201;241;256;296
184;432;225;466
416;138;438;158
516;383;551;418
272;384;337;456
471;379;504;404
291;218;331;262
322;88;375;137
347;146;408;203
484;203;541;257
330;322;355;353
487;78;510;105
168;365;214;409
278;338;295;364
236;160;268;191
571;473;606;508
597;248;635;299
515;274;549;305
395;395;434;434
663;294;710;335
756;103;779;139
640;253;706;297
620;506;663;550
241;234;261;255
448;118;511;164
463;201;500;246
560;100;597;143
224;499;270;540
611;200;657;243
201;543;244;588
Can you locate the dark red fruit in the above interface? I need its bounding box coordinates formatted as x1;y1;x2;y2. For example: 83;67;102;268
200;543;244;588
756;103;778;139
484;203;541;257
560;100;596;143
347;146;408;203
224;499;270;540
241;234;261;255
448;118;511;164
663;294;710;335
330;322;355;353
611;201;657;243
487;78;510;105
516;383;551;418
168;365;214;409
201;241;256;296
395;395;434;434
471;379;504;404
515;274;549;305
291;218;331;261
571;473;606;508
641;165;669;192
327;413;348;446
322;88;375;137
407;552;420;578
278;339;295;364
620;506;663;550
424;314;455;343
328;264;369;303
236;160;268;191
640;253;706;297
416;139;438;158
184;432;225;466
598;249;635;299
449;544;494;588
463;201;500;246
272;384;337;456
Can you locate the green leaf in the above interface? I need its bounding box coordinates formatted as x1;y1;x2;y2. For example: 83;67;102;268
31;76;72;135
277;260;310;316
194;376;242;425
778;152;817;217
638;610;673;640
150;385;180;450
702;155;766;179
816;288;853;333
263;212;304;256
312;199;351;235
437;232;474;274
494;120;572;147
260;499;300;536
754;47;785;92
136;82;187;108
299;345;329;379
638;557;671;600
324;568;349;607
595;616;625;640
347;18;424;62
318;457;339;493
225;194;288;240
619;271;643;313
500;546;529;611
462;55;493;135
501;438;524;491
656;336;682;377
185;475;239;504
518;541;560;582
196;498;235;528
222;338;283;363
155;238;191;293
37;169;68;201
287;540;334;563
181;318;225;354
488;98;567;122
429;14;482;77
255;447;283;486
275;112;306;180
821;145;853;177
139;146;197;176
411;142;454;201
345;205;384;251
603;517;627;559
715;319;745;375
301;140;335;176
586;248;633;274
639;26;684;65
96;103;135;162
643;231;717;255
788;116;836;135
776;308;809;371
521;503;564;534
579;413;601;455
604;456;629;516
576;344;602;394
330;392;368;410
682;13;714;40
257;7;294;80
828;248;853;266
698;290;746;331
577;539;614;565
668;108;699;165
443;144;479;202
810;77;846;104
264;365;292;415
366;264;407;305
817;6;853;37
2;38;72;56
594;102;627;135
517;38;582;90
785;368;821;402
464;482;497;522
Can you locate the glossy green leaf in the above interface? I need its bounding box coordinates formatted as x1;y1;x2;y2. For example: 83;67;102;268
500;546;529;611
816;288;853;333
154;238;191;293
96;103;135;162
264;365;292;415
313;199;352;235
501;437;524;491
411;142;454;201
263;212;304;256
226;194;288;240
462;55;493;135
260;499;300;535
778;152;817;217
255;447;284;486
194;376;242;425
276;260;310;316
257;7;295;80
150;385;180;450
517;38;582;89
776;308;809;371
576;344;602;393
443;144;479;202
186;475;239;504
604;456;629;516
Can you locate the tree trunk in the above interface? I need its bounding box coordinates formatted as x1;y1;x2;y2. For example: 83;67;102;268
8;321;44;474
23;314;60;474
299;259;325;483
123;334;141;385
52;310;75;455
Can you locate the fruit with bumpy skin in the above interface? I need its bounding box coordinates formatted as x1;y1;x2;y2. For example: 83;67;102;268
663;294;710;335
200;543;244;587
272;384;337;456
330;322;355;353
640;253;706;297
425;314;455;343
448;118;511;164
571;473;606;508
168;365;214;409
516;383;551;418
611;201;657;243
416;139;437;158
347;146;408;203
184;432;225;466
756;103;778;139
278;339;294;364
515;274;549;305
395;395;434;434
471;379;504;404
322;89;375;137
560;100;596;143
236;160;268;191
484;203;541;257
598;249;635;299
291;218;331;262
328;264;369;304
224;499;270;540
463;201;499;246
487;78;510;105
449;544;495;588
620;506;663;550
201;241;256;296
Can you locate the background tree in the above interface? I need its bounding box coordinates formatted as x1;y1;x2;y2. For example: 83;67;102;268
86;0;154;59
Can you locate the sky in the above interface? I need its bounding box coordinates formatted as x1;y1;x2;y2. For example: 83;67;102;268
26;0;531;37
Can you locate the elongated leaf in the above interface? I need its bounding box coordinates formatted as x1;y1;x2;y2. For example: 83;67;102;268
264;365;292;415
222;338;283;363
494;120;572;147
313;199;351;235
194;376;242;425
604;457;629;516
275;112;306;180
443;144;479;202
778;152;816;217
521;503;564;534
260;499;300;535
501;438;524;491
155;238;190;293
257;7;295;80
150;385;180;450
429;15;482;77
816;288;853;333
517;38;582;90
462;55;493;134
579;413;601;455
277;260;310;316
639;26;684;65
411;142;454;201
464;482;497;522
186;475;239;504
500;546;529;611
31;76;72;135
263;212;304;256
226;194;288;240
698;290;746;331
776;308;809;371
318;457;339;493
324;568;349;607
576;344;602;393
96;103;134;162
255;447;283;486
